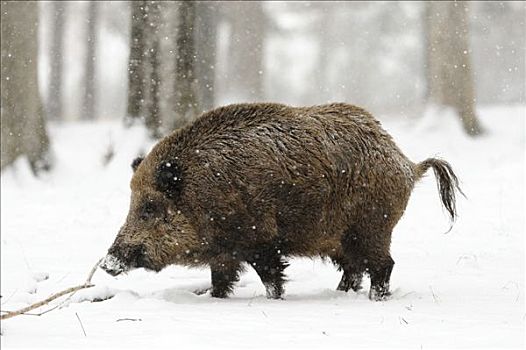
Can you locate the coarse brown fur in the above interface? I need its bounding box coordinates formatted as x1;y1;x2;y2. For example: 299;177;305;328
102;102;462;300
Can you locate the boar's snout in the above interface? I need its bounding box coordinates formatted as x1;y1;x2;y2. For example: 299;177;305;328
100;254;127;276
100;244;147;276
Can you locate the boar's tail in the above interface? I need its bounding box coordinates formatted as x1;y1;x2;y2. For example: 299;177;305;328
414;158;464;225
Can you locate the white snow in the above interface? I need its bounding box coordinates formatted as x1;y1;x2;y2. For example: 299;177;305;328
1;106;524;348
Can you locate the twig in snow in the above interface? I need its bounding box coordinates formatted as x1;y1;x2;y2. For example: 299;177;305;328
116;318;142;322
1;310;41;316
25;285;84;317
1;289;18;306
33;292;75;316
429;286;439;304
400;291;416;298
75;312;87;337
0;258;103;320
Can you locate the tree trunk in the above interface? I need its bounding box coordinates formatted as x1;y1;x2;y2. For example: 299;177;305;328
144;4;162;139
172;1;199;130
125;0;146;124
425;1;484;136
194;1;218;113
82;1;98;120
1;1;52;174
125;1;162;138
48;1;67;121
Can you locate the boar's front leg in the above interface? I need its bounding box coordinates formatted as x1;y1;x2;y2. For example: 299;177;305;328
332;255;364;293
210;259;242;298
246;248;289;299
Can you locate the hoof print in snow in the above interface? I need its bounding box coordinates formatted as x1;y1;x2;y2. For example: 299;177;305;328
32;272;49;282
369;289;392;301
92;295;115;303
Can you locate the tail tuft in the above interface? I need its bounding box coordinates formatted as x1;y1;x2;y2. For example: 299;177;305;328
415;158;464;224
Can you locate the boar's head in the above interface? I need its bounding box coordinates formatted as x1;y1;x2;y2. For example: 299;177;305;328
100;154;200;276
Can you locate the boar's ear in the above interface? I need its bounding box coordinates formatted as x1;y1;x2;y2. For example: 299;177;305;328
131;157;144;172
155;160;183;199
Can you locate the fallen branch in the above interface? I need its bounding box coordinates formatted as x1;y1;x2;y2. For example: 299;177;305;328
1;258;103;320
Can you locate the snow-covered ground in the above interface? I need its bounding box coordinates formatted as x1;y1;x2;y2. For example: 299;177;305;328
1;105;524;349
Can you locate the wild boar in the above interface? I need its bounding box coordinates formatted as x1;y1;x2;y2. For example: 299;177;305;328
100;103;462;301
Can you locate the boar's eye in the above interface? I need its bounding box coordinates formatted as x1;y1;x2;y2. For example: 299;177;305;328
139;200;160;221
131;157;144;172
155;160;183;199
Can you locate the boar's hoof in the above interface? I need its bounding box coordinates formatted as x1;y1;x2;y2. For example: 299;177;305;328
369;286;392;301
211;289;229;298
265;283;284;300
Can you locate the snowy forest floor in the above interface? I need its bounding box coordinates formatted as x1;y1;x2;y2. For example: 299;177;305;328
1;105;524;349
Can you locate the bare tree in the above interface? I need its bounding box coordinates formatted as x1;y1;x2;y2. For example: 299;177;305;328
126;0;147;125
125;1;162;138
425;1;483;136
144;1;162;138
125;2;217;134
82;1;99;120
172;1;199;130
48;1;67;120
1;1;52;174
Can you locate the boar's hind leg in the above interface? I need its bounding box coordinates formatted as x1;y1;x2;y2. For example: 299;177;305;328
359;229;395;301
210;260;242;298
340;228;394;300
246;250;288;299
368;255;394;301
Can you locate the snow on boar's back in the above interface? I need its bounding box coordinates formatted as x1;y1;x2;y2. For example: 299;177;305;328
100;102;462;300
